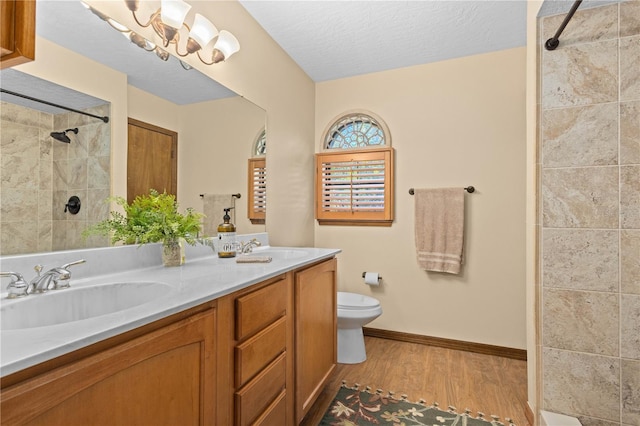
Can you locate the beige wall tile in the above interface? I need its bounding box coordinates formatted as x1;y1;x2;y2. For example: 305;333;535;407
621;101;640;165
51;220;68;251
68;158;88;191
542;167;619;228
0;189;38;222
0;102;43;128
39;133;52;191
543;348;620;421
87;188;110;222
0;222;38;255
0;124;39;158
543;288;619;355
87;123;110;157
620;36;640;101
38;190;52;222
622;359;640;424
1;155;39;190
542;4;618;46
68;131;87;160
87;156;110;190
543;229;618;291
542;103;618;167
621;294;640;360
52;160;69;192
621;165;640;229
37;221;52;253
52;191;68;221
621;230;640;295
542;40;618;109
621;1;640;37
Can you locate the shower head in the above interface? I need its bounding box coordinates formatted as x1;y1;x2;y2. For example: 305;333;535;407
50;128;78;143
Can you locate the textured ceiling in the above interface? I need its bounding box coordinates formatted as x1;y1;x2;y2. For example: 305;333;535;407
238;0;528;82
0;0;623;113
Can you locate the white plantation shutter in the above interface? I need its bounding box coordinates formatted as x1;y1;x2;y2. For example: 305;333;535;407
248;158;266;224
315;147;393;225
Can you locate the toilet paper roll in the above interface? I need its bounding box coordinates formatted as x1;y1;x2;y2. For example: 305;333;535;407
364;272;380;286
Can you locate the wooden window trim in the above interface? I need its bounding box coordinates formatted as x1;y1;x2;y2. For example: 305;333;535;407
315;147;394;226
248;157;266;225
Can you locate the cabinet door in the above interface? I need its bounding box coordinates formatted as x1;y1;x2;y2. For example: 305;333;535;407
294;258;337;423
1;307;216;426
0;0;36;69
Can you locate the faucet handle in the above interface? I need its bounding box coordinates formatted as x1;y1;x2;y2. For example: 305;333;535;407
1;272;28;299
61;259;86;269
53;259;85;290
34;264;43;276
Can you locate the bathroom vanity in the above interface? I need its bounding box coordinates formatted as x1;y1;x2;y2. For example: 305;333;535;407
0;238;339;425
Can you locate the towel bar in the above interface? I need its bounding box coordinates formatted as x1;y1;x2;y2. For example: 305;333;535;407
200;193;241;198
409;186;474;195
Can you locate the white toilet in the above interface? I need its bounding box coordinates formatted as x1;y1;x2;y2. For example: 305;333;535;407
337;292;383;364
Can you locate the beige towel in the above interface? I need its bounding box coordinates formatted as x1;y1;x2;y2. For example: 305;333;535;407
202;194;235;237
414;188;465;274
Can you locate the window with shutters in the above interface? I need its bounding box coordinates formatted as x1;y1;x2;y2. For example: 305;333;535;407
316;112;394;226
248;129;266;224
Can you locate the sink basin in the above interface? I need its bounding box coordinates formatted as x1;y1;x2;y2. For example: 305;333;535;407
250;247;308;260
1;281;173;331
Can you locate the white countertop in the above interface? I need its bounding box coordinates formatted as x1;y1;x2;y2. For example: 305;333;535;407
0;238;340;377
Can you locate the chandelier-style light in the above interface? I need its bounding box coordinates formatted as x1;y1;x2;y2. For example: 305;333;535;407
84;0;240;66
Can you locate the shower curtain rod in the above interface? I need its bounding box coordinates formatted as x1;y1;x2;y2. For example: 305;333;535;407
0;88;109;123
545;0;582;51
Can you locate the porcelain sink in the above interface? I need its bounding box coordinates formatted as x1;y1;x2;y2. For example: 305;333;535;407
1;281;173;331
250;247;308;260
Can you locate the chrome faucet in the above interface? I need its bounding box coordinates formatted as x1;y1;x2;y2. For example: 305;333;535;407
0;272;29;299
239;238;261;254
27;259;86;294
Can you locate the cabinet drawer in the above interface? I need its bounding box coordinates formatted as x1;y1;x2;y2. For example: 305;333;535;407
252;389;286;426
235;276;287;341
234;352;286;426
235;316;286;388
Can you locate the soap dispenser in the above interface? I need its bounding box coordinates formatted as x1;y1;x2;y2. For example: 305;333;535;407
217;207;236;258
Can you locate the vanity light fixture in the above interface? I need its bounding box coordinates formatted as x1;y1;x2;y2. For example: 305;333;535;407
82;0;240;66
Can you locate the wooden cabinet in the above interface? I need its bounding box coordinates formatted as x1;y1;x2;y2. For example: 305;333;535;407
0;303;216;426
294;258;337;423
0;256;338;426
216;273;295;426
1;0;36;69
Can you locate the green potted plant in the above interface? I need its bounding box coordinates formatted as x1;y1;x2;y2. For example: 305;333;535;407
84;190;204;267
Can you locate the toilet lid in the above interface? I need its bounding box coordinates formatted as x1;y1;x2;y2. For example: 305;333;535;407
337;292;380;309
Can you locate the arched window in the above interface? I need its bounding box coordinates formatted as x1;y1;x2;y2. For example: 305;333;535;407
316;112;394;226
324;113;386;149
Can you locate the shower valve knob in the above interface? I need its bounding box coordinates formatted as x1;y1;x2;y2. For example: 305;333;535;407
64;196;81;215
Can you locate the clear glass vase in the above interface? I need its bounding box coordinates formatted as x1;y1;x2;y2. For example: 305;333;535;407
162;240;185;267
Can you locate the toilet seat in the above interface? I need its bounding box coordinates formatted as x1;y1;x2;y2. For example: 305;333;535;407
337;292;380;310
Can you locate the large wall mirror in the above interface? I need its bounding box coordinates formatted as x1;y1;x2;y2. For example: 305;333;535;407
0;1;266;256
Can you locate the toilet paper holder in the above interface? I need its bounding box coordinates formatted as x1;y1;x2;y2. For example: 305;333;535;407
362;272;382;281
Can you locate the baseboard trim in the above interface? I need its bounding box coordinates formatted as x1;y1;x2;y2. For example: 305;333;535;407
525;402;534;426
363;327;527;361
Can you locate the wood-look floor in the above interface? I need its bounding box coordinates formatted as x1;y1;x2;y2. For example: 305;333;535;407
301;336;530;426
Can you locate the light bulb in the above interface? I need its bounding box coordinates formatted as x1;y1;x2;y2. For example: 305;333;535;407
212;30;240;62
160;0;191;29
189;14;218;48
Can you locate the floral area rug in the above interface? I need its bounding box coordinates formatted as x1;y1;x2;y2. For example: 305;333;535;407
319;383;516;426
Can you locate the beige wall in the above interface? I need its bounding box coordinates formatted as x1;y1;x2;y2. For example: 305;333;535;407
526;0;543;418
86;0;317;247
178;96;266;235
315;47;528;349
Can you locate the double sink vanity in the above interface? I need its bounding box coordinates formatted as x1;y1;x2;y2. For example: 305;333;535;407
0;233;340;425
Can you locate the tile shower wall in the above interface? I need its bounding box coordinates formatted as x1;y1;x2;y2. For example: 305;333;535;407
539;3;639;425
0;102;110;255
